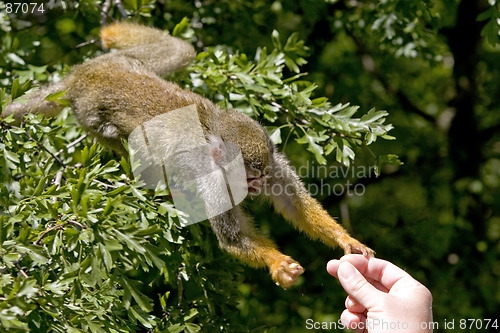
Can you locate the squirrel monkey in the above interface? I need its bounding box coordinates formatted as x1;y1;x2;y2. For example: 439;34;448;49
2;22;374;288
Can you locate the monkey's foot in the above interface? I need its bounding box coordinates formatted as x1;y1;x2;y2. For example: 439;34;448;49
270;256;304;289
341;238;375;258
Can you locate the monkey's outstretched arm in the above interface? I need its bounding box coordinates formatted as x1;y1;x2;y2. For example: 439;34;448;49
1;82;67;120
266;152;375;257
210;206;304;288
100;22;196;76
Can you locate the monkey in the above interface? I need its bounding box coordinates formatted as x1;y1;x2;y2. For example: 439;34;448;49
1;22;374;288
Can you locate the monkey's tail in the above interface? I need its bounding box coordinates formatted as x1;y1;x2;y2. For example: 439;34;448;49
100;22;196;77
1;81;68;120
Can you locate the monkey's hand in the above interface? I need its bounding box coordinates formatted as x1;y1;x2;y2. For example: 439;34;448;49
270;256;305;289
339;237;375;258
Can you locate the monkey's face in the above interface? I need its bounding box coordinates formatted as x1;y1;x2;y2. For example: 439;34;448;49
246;167;269;193
239;132;274;194
241;142;274;194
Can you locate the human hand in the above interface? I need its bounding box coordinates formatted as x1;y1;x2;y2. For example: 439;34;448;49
327;255;433;333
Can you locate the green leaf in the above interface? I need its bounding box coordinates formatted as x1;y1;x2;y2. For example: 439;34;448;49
184;323;201;333
268;127;282;144
129;306;156;328
120;277;153;312
172;17;190;37
16;245;49;264
360;109;388;124
271;30;282;50
44;90;67;101
114;230;146;254
342;143;355;167
87;321;104;333
375;154;403;176
296;131;328;164
7;53;25;65
335;104;359;118
477;7;493;21
17;278;38;298
167;324;185;333
11;78;20;100
3;148;20;164
366;132;377;145
99;243;113;270
33;175;48;196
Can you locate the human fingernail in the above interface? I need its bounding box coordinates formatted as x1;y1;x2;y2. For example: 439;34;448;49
346;297;355;308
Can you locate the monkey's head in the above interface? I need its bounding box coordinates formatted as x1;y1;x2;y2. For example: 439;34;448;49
211;110;274;192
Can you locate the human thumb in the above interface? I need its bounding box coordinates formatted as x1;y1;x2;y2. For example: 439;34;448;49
338;261;382;310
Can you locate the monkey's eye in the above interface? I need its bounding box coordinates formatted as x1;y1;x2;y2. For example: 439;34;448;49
246;171;269;181
246;173;268;193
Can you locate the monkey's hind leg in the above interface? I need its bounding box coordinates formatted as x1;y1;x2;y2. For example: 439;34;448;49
210;208;304;289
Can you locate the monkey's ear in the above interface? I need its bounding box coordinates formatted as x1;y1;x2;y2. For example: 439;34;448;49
208;134;227;165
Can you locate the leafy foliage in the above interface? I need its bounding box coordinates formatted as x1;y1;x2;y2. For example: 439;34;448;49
478;1;500;46
0;110;246;332
183;30;395;169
